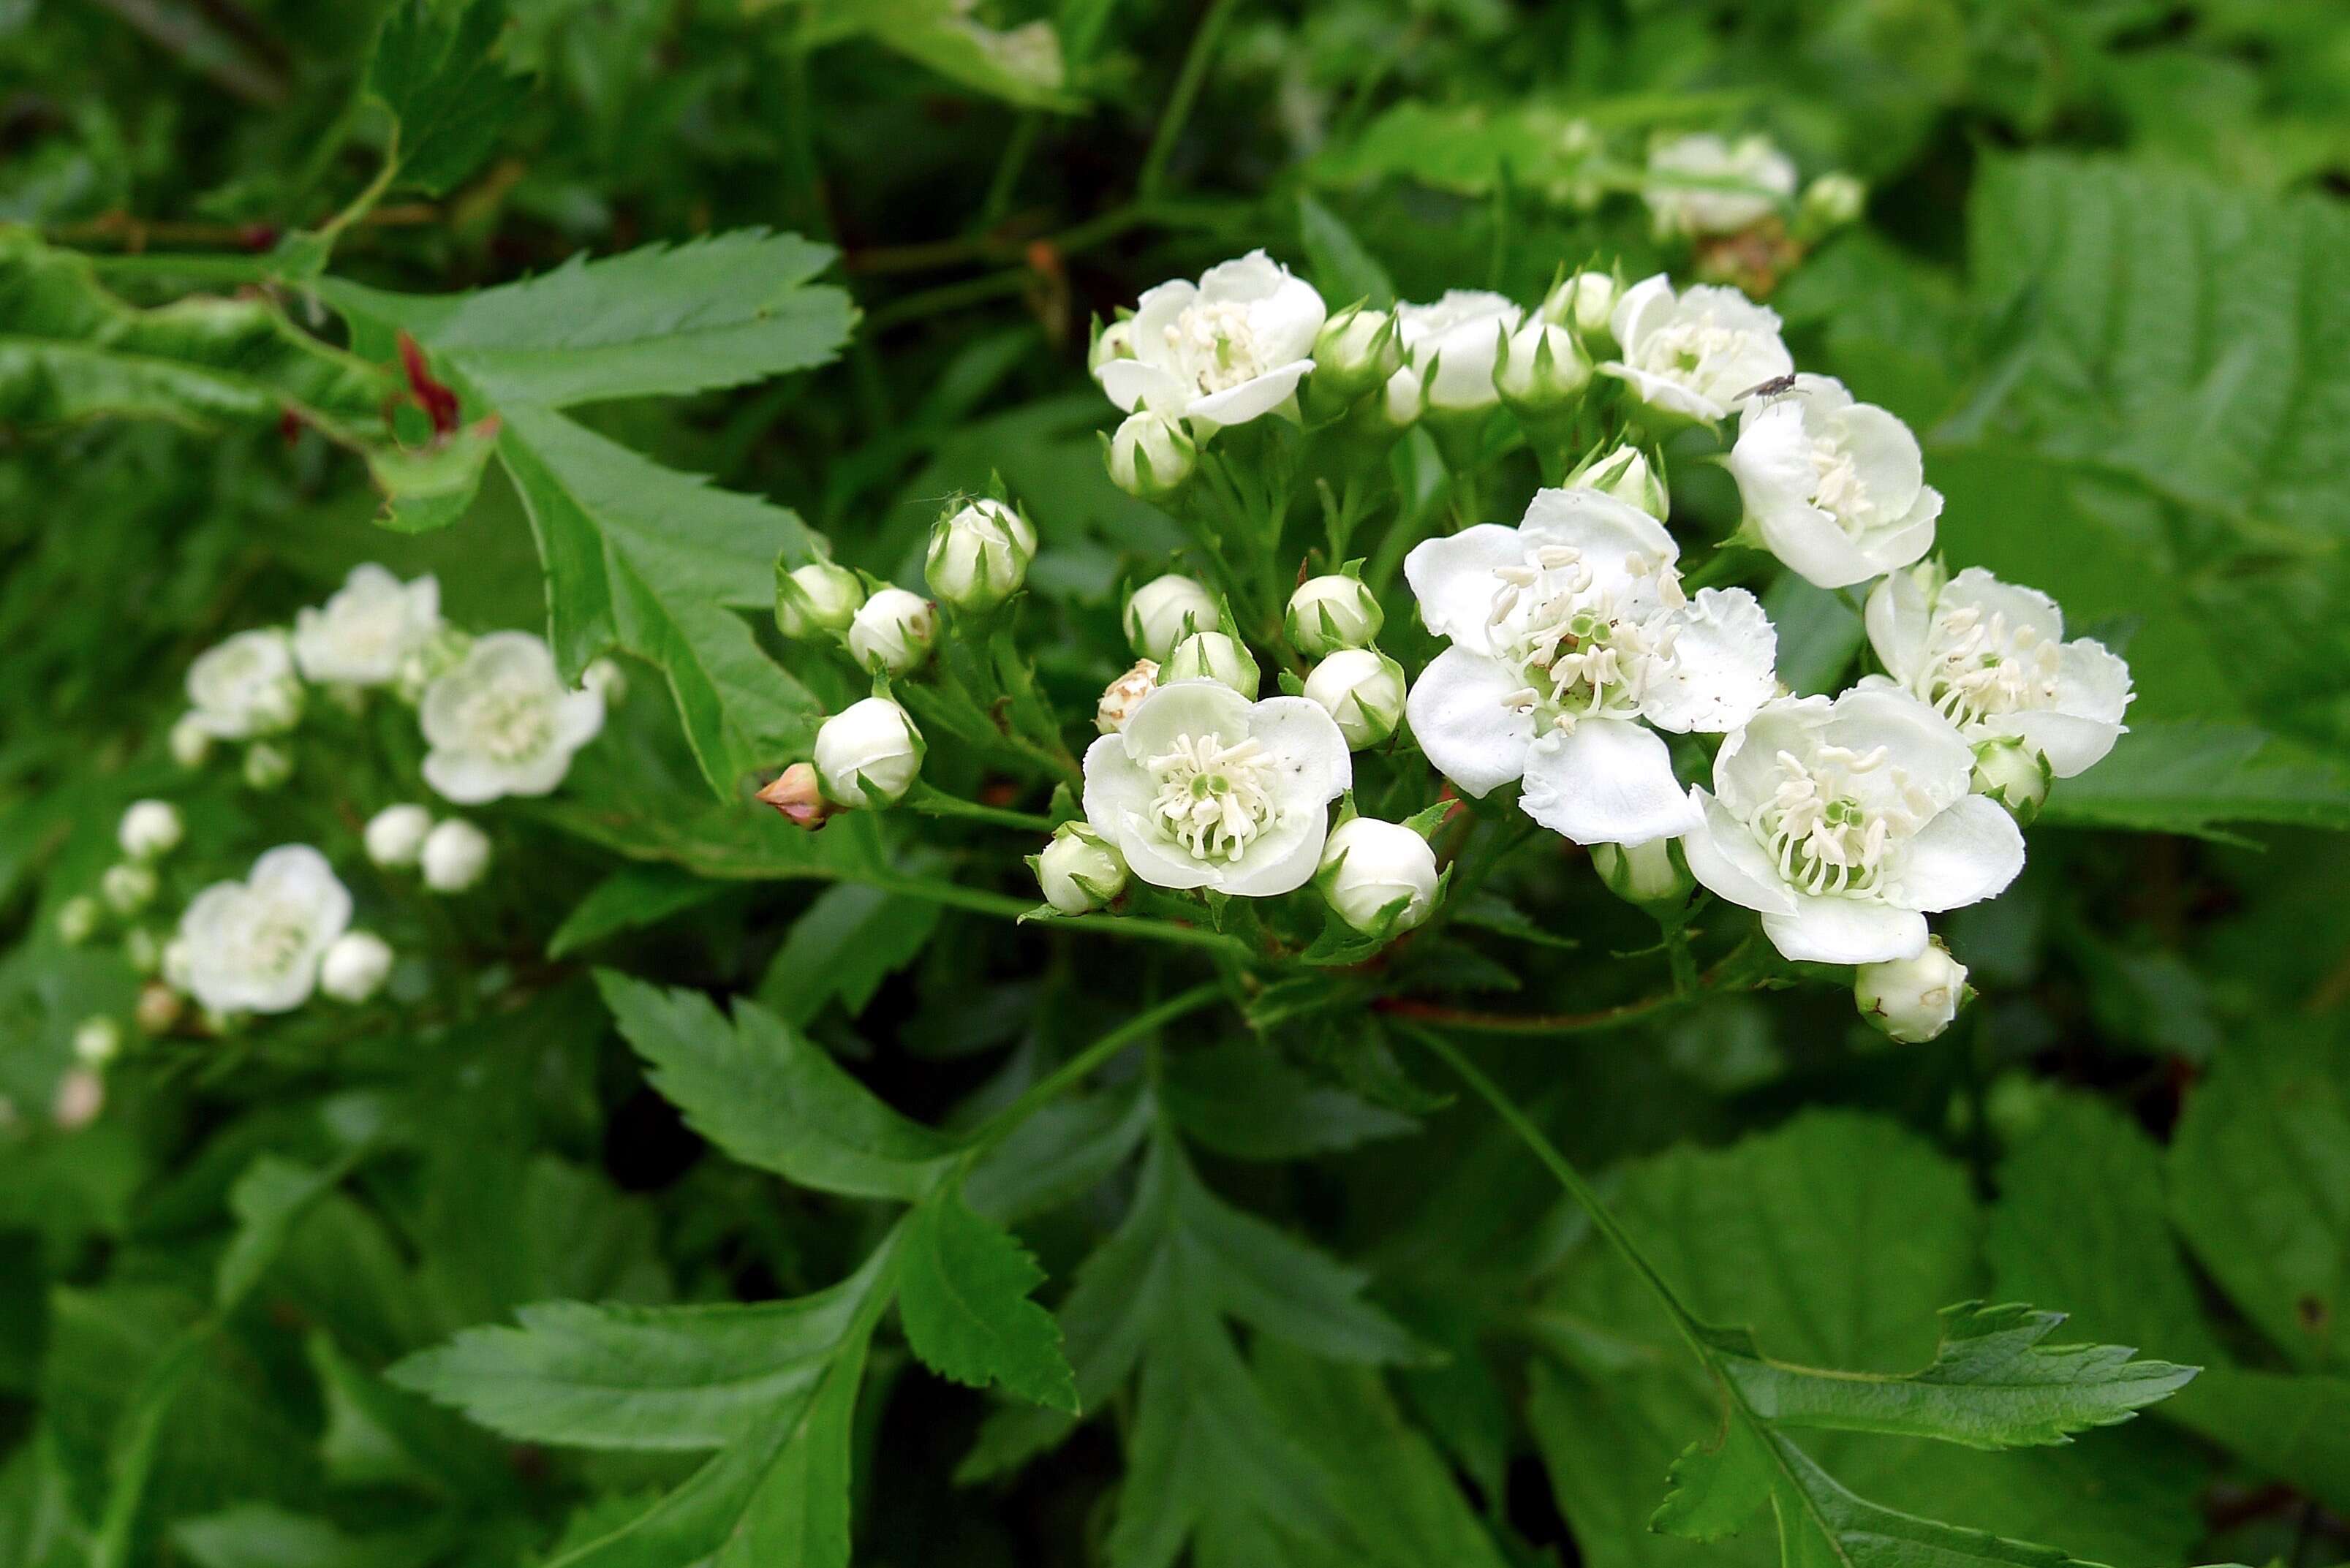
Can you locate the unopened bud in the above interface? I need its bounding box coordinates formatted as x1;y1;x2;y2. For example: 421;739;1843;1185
365;803;434;868
1164;632;1260;698
420;818;491;893
124;927;163;976
1318;817;1439;933
1108;411;1196;500
1495;321;1592;413
73;1016;122;1067
320;931;394;1003
1089;317;1136;374
393;624;472;705
1381;366;1424;429
170;714;214;769
58;895;102;946
1799;173;1866;235
1302;648;1405;748
1591;836;1693;909
775;559;867;640
101;863;158;916
813;697;925;808
582;656;629;706
846;587;938;675
1123;575;1219;662
1855;936;1972;1044
1035;822;1128;914
118;800;184;860
1971;738;2051;827
1541;269;1621;347
1285;575;1383;658
52;1067;104;1130
1568;444;1669;521
1096;659;1160;735
243;741;294;792
926;499;1035;613
1311;306;1403;398
135;982;185;1037
756;762;837;830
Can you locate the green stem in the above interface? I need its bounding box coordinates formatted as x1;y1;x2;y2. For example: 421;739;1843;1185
858;871;1251;958
968;982;1223;1152
907;784;1057;833
314;138;401;248
1138;0;1240;197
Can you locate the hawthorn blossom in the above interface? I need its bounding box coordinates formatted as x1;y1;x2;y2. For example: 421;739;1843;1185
1644;134;1797;239
177;845;353;1015
1081;679;1350;897
1728;375;1940;588
292;564;442;686
1405;488;1778;847
1863;564;2132;778
1096;251;1326;434
1601;275;1792;426
1397;290;1523;412
1681;687;2025;965
186;629;303;739
419;632;605;804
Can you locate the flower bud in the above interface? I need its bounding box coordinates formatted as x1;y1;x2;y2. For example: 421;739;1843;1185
1302;648;1406;749
1971;738;2051;827
1854;936;1972;1044
320;931;394;1003
1568;444;1669;522
1590;837;1694;909
243;741;293;792
1541;269;1621;346
1311;306;1403;398
1799;173;1866;235
926;499;1034;612
1123;575;1220;662
366;803;434;868
813;697;925;808
124;927;163;976
1495;321;1592;413
393;624;472;705
170;714;214;769
162;937;193;992
1318;817;1438;933
420;818;491;893
1035;822;1128;914
136;982;184;1037
1108;411;1197;500
846;587;938;675
755;762;836;830
1096;659;1160;735
1382;366;1424;429
1089;317;1136;374
118;800;184;861
1164;632;1260;697
53;1067;104;1130
1285;575;1384;658
775;560;867;640
57;895;102;946
583;656;628;706
102;863;158;916
73;1016;123;1067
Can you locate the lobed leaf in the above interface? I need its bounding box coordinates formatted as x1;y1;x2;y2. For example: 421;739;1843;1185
898;1184;1079;1413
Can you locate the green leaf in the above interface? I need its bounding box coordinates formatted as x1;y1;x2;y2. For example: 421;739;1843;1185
899;1183;1078;1412
1756;1433;2071;1568
1759;574;1864;698
2038;722;2350;838
964;1080;1152;1224
1653;1417;1773;1541
1160;1038;1416;1160
756;879;942;1026
788;0;1079;111
388;1242;893;1451
366;0;532;196
595;970;955;1200
547;863;728;959
174;1504;442;1568
1296;194;1395;308
214;1156;343;1311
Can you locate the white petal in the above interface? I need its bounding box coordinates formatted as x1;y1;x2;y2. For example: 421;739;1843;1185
1402;524;1526;657
1244;694;1353;809
1081;733;1153;841
1600;362;1729;425
1119;678;1250;762
1404;648;1535;798
1608;275;1674;356
1188;360;1310;428
1642;588;1777;734
1712;696;1832;818
1197;251;1282;304
1864;567;1936;687
1127;279;1197;367
1520;719;1700;847
556;689;607;750
1098;358;1187;416
1750;502;1880;589
1829;402;1924;519
423;749;514;805
1891;795;2025;912
1680;789;1797;914
1862;484;1941;577
2053;637;2134;727
1251;273;1329;363
1822;686;1974;811
1214;812;1329;897
1111;814;1222;891
1943;567;2064;644
251;845;352;938
1517;486;1679;574
1762;895;1928;966
2006;712;2124;779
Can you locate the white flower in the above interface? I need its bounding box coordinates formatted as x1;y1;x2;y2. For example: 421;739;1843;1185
1285;574;1383;658
1097;659;1160;735
1682;687;2025;966
102;863;158;915
1318;817;1437;933
846;588;938;675
320;931;394;1004
1097;250;1326;434
814;697;925;808
776;561;866;639
1163;631;1260;697
1644;133;1797;239
176;845;353;1014
1601;276;1792;426
1728;375;1941;588
1397;290;1523;412
1108;412;1197;499
243;742;293;792
1123;575;1220;662
364;803;434;868
1404;488;1778;847
1863;564;2132;779
292;564;441;686
1303;648;1406;749
420;632;605;804
1855;935;1971;1042
420;819;491;893
1081;679;1350;896
1036;823;1128;914
118;800;184;860
927;499;1035;612
186;629;303;740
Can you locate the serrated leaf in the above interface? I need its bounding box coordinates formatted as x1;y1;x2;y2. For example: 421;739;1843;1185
1654;1418;1773;1541
755;879;941;1026
790;0;1079;111
596;971;953;1199
388;1242;892;1450
1160;1038;1416;1161
214;1156;339;1311
899;1183;1078;1412
2038;722;2350;838
1758;1432;2070;1568
547;863;728;959
366;0;532;196
963;1080;1152;1224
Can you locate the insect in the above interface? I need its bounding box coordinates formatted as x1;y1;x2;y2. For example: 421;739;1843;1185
1735;374;1799;401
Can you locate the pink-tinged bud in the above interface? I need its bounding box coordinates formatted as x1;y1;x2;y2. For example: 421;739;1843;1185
757;763;836;830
